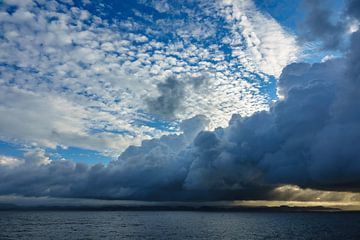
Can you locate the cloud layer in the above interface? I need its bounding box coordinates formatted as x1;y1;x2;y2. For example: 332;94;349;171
0;28;359;201
0;0;299;156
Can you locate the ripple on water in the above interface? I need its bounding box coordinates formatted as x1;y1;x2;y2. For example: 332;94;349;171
0;211;359;240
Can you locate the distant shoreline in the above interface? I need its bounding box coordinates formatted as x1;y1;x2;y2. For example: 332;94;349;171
1;204;358;212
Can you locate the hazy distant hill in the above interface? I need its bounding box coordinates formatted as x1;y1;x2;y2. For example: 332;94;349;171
0;204;344;212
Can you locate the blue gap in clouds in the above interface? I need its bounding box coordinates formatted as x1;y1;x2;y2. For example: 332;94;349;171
73;0;158;28
89;128;133;136
47;146;112;164
257;75;278;103
72;0;175;49
134;110;179;133
254;0;303;31
0;140;25;159
0;140;112;164
4;5;18;15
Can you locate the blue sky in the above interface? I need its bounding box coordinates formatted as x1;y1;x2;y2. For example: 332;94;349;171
0;0;341;164
0;0;303;164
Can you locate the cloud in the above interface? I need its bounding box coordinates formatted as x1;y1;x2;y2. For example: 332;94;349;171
0;115;211;200
214;29;360;196
23;149;52;166
300;0;360;50
0;0;299;156
301;0;346;50
217;0;299;77
346;0;360;20
146;76;210;119
0;86;140;155
9;0;359;202
146;77;185;119
0;156;23;167
0;27;359;201
152;0;170;13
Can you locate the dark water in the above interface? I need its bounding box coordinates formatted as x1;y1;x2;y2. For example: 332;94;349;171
0;211;359;240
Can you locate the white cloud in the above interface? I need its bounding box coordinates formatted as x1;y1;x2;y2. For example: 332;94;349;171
217;0;299;77
0;155;24;167
0;0;300;156
23;149;52;166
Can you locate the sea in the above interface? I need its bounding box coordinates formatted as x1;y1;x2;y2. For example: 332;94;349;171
0;211;359;239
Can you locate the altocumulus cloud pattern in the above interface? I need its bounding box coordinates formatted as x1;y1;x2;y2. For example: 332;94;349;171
0;0;298;156
0;0;359;202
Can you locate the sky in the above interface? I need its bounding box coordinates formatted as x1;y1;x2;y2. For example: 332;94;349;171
0;0;360;209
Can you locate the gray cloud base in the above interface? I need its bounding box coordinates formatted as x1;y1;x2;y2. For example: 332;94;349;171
301;0;345;49
347;0;360;19
301;0;360;50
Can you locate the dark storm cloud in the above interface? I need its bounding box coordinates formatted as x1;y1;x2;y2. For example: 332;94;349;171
301;0;346;49
346;0;360;20
146;77;185;119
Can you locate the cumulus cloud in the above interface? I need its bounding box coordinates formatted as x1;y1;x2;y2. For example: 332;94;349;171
0;116;211;200
300;0;360;50
301;0;345;50
186;32;360;195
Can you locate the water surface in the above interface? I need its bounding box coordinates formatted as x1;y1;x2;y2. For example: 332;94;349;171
0;211;359;239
